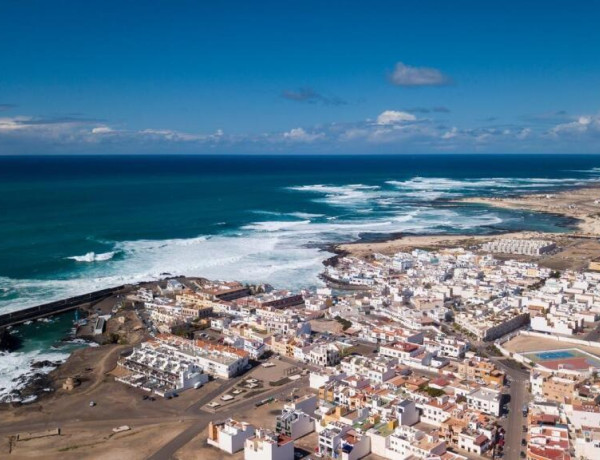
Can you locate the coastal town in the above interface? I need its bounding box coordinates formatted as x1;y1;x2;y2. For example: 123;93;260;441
4;222;600;460
2;1;598;459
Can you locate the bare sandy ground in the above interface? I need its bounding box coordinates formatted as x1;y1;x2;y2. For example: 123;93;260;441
0;343;222;459
458;185;600;235
338;186;600;268
4;421;191;460
503;334;600;357
175;401;281;460
338;231;546;258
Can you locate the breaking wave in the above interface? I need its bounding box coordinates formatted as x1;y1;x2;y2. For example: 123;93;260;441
0;348;70;403
0;174;589;315
67;251;116;262
0;172;590;399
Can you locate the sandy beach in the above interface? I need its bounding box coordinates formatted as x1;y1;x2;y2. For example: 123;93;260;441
338;185;600;270
458;185;600;236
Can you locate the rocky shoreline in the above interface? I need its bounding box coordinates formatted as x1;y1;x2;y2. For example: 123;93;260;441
7;184;600;406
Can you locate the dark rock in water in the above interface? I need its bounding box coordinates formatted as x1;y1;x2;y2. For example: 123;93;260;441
30;360;61;370
10;373;55;403
0;328;22;352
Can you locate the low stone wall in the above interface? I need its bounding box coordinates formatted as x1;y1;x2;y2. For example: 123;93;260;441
495;330;600;373
519;330;600;350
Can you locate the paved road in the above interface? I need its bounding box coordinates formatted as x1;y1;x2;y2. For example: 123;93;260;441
494;358;529;460
584;322;600;342
147;375;308;460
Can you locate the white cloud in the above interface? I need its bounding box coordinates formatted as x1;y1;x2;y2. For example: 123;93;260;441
441;127;458;139
0;116;33;131
139;129;207;142
3;108;600;155
283;127;324;142
91;126;114;134
376;110;416;125
550;115;599;136
516;128;531;140
390;62;451;87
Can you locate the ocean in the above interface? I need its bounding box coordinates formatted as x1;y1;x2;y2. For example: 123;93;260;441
1;153;600;400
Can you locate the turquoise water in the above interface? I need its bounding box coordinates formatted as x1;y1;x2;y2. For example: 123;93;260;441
1;154;597;313
2;153;600;401
0;311;88;401
10;311;81;354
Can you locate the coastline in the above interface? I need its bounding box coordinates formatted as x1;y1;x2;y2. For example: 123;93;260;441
337;184;600;259
3;182;600;457
4;183;600;405
456;184;600;236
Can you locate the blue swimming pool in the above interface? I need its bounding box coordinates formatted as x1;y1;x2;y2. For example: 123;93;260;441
535;350;575;360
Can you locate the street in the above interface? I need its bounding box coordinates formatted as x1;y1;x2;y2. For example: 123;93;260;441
494;358;529;460
147;375;308;460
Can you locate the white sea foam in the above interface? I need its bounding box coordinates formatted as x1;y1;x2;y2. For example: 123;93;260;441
251;210;324;219
387;176;598;192
0;175;590;401
0;176;584;317
67;251;116;262
0;207;507;316
0;348;70;403
288;212;324;219
242;220;312;232
288;184;384;210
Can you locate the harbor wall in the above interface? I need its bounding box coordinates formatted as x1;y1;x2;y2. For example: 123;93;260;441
0;285;126;328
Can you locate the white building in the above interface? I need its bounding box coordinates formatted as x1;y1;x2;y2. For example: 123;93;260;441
395;399;419;426
466;388;502;416
116;341;210;397
530;313;583;335
318;422;350;458
339;430;370;460
368;424;447;460
244;428;294;460
207;419;255;454
276;408;314;440
340;356;397;384
308;343;341;367
481;239;556;256
458;431;490;455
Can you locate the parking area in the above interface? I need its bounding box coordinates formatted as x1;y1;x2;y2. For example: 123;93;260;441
204;357;302;410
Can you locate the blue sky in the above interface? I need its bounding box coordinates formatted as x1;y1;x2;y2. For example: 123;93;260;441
0;0;599;154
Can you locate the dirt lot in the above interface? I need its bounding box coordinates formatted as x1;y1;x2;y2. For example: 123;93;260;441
175;401;284;460
2;421;191;460
537;238;600;271
310;318;344;335
0;343;225;458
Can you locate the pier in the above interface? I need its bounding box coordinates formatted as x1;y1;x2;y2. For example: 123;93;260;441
0;285;127;329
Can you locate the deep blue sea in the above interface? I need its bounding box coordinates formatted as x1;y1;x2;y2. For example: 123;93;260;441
2;154;600;313
2;153;600;400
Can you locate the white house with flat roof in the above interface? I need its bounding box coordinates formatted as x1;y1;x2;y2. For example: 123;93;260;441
275;408;314;440
466;388;502;416
244;428;294;460
207;419;255;454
